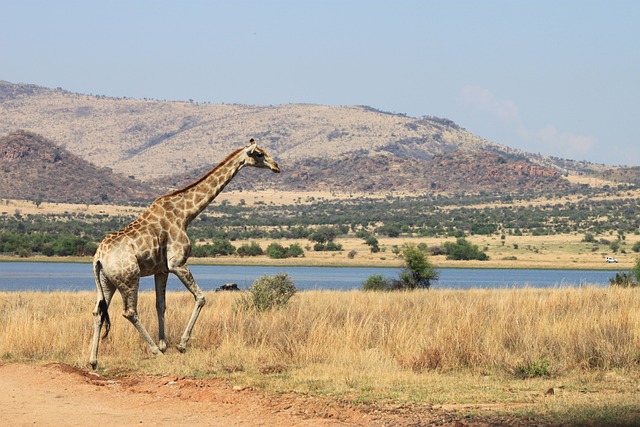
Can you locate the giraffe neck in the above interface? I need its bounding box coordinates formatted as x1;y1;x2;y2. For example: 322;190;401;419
163;148;246;226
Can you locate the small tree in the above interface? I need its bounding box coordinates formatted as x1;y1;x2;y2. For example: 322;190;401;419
362;243;438;291
364;235;380;253
309;226;338;245
399;243;439;289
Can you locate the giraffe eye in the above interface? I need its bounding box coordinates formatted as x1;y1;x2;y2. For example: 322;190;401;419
255;152;264;158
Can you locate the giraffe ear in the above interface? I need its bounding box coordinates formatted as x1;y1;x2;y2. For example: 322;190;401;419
247;139;257;154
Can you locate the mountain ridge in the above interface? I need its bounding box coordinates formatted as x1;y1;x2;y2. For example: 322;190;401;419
0;81;629;202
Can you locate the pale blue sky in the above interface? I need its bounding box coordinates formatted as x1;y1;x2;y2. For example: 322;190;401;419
2;0;638;166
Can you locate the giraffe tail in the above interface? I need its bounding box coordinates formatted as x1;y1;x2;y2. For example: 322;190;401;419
93;260;111;339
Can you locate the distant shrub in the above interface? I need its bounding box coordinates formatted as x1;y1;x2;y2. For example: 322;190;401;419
609;272;637;287
365;235;380;253
192;239;236;257
235;273;297;311
363;243;438;291
314;241;343;251
428;245;447;256
266;242;288;259
377;224;401;237
443;238;489;261
632;241;640;253
286;243;305;258
236;241;264;257
609;240;620;253
362;274;391;291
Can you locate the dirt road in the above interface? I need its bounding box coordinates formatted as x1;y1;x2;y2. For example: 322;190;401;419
0;363;493;426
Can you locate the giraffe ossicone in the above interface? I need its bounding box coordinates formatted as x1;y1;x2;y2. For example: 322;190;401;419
89;139;280;369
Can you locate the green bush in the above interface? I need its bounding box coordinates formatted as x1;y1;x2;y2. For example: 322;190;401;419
632;241;640;253
399;243;439;289
192;239;236;257
309;226;339;245
265;242;304;259
377;224;401;237
364;235;380;253
362;274;391;291
266;242;288;259
610;258;640;287
314;241;343;251
235;273;297;311
362;243;438;291
286;243;305;258
515;359;551;378
236;241;264;257
443;238;489;261
609;272;637;287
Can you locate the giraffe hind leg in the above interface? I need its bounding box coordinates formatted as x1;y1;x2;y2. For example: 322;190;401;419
120;284;162;356
89;267;116;370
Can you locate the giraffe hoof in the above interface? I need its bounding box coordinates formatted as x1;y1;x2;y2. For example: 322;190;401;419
175;343;187;353
158;341;167;353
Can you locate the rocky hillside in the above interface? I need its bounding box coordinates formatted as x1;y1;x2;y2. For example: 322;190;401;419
0;81;623;201
166;149;570;194
0;130;157;203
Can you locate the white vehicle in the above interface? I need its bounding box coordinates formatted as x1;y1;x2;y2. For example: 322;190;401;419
605;257;618;263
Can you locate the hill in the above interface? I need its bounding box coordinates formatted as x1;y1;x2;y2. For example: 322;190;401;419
166;150;570;194
0;130;157;203
0;80;628;200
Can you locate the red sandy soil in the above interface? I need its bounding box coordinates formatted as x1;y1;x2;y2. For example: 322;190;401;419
0;363;545;426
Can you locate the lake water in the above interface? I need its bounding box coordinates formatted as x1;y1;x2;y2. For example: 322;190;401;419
0;262;616;292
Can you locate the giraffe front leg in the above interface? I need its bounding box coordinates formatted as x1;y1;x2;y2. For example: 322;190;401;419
154;272;169;353
170;264;206;353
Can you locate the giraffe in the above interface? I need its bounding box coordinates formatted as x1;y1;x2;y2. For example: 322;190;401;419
89;139;280;369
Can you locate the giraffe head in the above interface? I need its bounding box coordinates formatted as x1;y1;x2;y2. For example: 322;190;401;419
243;139;280;173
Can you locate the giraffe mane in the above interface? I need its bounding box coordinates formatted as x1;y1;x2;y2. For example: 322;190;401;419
163;146;244;198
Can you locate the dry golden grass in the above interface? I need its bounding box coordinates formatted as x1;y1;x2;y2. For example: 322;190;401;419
0;198;145;216
1;288;639;422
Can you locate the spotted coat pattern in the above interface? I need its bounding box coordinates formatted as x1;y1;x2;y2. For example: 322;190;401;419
89;140;280;369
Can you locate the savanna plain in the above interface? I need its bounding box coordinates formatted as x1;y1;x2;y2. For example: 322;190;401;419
2;287;640;425
2;190;640;425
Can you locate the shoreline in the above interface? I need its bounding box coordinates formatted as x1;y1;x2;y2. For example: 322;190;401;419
0;254;629;271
